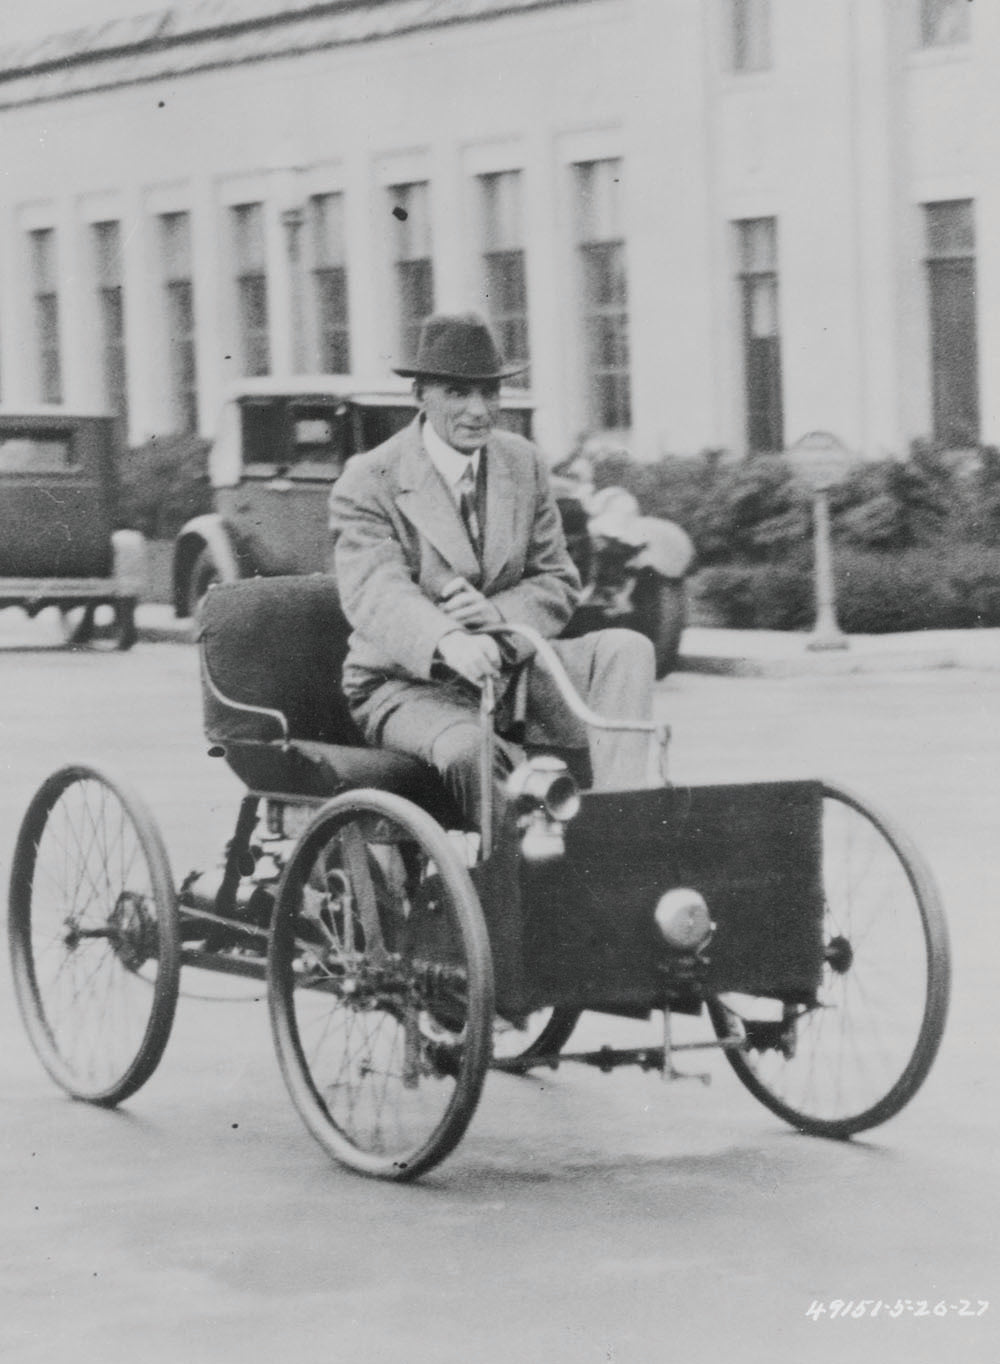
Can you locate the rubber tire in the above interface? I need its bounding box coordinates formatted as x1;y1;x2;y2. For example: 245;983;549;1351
635;577;686;679
708;781;951;1138
186;545;223;620
8;764;181;1106
268;790;495;1181
493;1008;581;1063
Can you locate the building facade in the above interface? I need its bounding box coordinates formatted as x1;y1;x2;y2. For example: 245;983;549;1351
0;0;995;463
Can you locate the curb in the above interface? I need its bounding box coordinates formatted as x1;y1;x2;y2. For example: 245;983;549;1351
677;649;960;678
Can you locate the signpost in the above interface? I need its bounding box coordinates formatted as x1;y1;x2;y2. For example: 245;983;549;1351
786;431;856;652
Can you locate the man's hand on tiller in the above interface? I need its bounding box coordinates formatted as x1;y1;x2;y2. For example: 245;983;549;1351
435;628;502;686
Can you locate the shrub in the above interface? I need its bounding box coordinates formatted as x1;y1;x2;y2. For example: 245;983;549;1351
696;543;1000;633
119;433;212;540
694;559;813;630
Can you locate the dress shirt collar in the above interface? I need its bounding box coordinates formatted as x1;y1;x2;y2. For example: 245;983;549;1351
422;416;480;498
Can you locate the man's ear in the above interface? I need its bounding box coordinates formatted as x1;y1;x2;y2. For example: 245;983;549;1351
413;379;425;408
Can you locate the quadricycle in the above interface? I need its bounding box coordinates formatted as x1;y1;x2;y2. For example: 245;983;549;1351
8;577;951;1180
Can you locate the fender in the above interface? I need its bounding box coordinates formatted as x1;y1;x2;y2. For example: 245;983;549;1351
172;514;243;616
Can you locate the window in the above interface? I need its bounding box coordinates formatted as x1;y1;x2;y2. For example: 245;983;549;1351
29;228;61;403
574;159;631;430
924;200;979;446
736;218;783;453
478;171;530;387
389;182;434;364
92;221;128;422
728;0;771;72
232;203;270;377
309;193;350;373
920;0;971;47
0;433;73;473
159;212;198;433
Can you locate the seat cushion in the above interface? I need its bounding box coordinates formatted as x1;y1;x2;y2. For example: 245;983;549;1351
200;575;363;745
221;739;466;829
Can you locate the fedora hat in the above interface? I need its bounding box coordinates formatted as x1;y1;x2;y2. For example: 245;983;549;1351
393;311;527;381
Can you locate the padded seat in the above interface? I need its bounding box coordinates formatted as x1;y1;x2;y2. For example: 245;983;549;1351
199;575;466;826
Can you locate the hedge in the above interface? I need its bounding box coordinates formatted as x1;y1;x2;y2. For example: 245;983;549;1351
694;544;1000;633
119;433;212;540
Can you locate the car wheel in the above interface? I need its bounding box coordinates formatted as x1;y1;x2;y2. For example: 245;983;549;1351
186;546;223;619
635;576;686;678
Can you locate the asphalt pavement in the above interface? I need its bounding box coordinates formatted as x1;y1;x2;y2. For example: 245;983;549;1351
0;609;998;1364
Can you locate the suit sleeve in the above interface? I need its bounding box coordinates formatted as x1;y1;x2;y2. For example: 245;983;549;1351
329;461;458;681
488;449;581;653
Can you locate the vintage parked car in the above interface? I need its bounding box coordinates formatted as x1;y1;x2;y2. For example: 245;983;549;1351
173;377;691;673
0;409;147;649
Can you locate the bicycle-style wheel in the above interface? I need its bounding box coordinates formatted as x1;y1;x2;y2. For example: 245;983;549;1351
492;1008;581;1064
9;765;180;1105
709;782;950;1138
268;791;494;1180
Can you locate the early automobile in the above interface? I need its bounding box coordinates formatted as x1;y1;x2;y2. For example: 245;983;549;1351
0;408;147;649
9;575;950;1181
171;377;692;673
171;376;535;619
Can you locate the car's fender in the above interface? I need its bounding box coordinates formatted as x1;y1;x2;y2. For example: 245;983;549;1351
172;515;243;616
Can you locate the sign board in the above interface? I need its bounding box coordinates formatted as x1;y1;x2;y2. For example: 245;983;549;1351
785;430;857;493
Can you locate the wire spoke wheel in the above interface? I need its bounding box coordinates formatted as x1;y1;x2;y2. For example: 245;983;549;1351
709;782;950;1137
8;765;180;1105
268;791;494;1180
492;1007;580;1064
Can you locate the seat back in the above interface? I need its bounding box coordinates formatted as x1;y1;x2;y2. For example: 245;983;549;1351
199;575;365;746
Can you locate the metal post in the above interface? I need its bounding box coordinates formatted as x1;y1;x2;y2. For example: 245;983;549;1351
807;488;848;651
479;677;496;859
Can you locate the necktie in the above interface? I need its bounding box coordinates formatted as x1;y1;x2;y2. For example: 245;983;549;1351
457;463;481;556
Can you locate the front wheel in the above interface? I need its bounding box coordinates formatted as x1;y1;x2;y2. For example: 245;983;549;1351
8;765;181;1105
268;791;495;1180
185;546;223;619
492;1008;581;1064
709;782;950;1138
633;576;686;678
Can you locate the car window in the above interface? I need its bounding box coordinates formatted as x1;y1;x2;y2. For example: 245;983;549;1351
242;402;286;473
496;408;533;439
286;405;350;478
0;434;75;474
357;405;415;451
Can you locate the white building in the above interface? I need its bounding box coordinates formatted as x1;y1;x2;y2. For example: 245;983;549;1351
0;0;994;462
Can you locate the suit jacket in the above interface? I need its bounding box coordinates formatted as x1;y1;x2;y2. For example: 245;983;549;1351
328;416;580;736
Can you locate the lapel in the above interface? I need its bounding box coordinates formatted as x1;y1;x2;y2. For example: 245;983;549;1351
480;432;524;589
394;420;481;581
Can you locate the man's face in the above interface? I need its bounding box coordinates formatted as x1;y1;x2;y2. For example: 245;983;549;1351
418;379;501;455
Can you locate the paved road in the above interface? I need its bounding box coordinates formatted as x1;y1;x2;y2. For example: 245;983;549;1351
0;618;997;1364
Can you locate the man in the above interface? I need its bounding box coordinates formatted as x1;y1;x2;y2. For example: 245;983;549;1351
328;311;655;831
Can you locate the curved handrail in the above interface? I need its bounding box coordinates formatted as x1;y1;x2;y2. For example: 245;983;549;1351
483;621;669;740
476;622;670;856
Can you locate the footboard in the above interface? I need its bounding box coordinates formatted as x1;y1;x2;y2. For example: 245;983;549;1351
510;781;826;1015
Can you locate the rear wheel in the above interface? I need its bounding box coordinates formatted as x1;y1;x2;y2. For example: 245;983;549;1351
8;765;180;1105
709;782;950;1137
635;576;686;678
492;1008;581;1064
268;791;494;1180
185;546;222;619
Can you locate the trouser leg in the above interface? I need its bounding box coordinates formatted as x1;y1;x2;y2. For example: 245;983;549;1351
372;690;518;834
525;629;656;790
